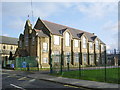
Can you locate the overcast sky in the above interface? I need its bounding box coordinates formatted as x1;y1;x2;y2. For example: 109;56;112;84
1;1;118;51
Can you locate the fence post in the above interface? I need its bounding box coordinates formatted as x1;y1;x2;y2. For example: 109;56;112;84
50;56;53;74
60;54;62;74
104;46;107;82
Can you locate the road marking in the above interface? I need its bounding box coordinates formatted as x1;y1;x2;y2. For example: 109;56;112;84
7;76;11;77
29;79;36;82
18;77;27;80
2;73;8;74
10;84;25;90
64;85;79;88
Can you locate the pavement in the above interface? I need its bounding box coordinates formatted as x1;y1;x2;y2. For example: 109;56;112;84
2;69;120;90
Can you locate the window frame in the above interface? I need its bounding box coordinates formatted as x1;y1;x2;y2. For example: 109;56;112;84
74;39;79;47
89;42;93;49
65;32;70;46
43;42;48;52
54;35;60;45
43;57;48;63
82;36;87;49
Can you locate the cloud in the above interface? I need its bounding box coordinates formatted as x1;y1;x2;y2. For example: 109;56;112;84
102;21;118;32
2;34;9;36
76;2;117;19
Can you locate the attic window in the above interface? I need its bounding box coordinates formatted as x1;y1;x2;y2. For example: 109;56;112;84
65;32;70;46
59;30;63;34
82;36;87;48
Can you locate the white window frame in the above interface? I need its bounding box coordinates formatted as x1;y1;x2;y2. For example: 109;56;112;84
65;32;70;46
96;40;99;50
43;57;48;63
43;43;48;52
83;54;87;64
89;42;93;49
74;53;79;62
82;36;87;48
54;35;60;45
101;44;104;51
74;40;79;47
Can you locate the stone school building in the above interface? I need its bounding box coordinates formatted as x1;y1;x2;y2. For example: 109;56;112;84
16;18;106;68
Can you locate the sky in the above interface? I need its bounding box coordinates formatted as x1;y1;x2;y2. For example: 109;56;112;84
1;1;118;51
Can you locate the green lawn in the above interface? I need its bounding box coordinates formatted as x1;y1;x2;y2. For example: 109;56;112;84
51;68;120;84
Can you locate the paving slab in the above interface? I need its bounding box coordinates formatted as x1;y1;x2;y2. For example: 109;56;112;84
27;73;120;89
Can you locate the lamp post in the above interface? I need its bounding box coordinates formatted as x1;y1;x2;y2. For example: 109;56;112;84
67;55;70;71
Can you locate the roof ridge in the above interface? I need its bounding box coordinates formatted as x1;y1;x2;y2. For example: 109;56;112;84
0;35;18;39
42;20;93;35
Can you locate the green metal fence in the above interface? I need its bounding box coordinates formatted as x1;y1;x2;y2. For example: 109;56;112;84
15;56;38;71
50;54;120;84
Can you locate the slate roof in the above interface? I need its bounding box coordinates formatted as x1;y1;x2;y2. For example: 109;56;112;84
34;19;105;44
34;29;49;37
0;36;18;45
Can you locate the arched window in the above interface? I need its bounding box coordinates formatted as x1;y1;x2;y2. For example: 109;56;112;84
95;40;99;50
65;32;70;46
82;36;87;48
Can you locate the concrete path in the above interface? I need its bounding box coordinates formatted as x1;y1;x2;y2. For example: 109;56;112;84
27;72;120;89
2;68;120;89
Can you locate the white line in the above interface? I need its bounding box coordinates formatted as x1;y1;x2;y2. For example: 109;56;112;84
10;84;25;90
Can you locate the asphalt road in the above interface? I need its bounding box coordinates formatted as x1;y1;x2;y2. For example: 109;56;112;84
2;70;88;90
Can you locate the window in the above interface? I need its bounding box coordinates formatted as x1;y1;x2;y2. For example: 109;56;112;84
43;57;48;63
101;44;104;51
25;35;29;46
96;54;100;64
89;42;93;49
82;36;87;48
95;40;99;50
3;46;5;49
74;53;79;62
83;54;87;64
52;51;60;62
43;43;48;52
11;46;13;50
65;52;71;63
74;40;79;47
89;55;94;65
54;35;60;45
32;37;35;45
19;41;22;47
65;32;70;46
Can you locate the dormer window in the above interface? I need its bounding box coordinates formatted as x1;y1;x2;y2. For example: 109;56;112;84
82;36;87;48
95;40;99;50
65;32;70;46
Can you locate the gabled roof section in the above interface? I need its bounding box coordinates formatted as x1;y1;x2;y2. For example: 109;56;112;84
34;29;48;37
34;18;105;44
0;36;18;45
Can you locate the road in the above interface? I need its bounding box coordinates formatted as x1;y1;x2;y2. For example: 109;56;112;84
2;70;88;89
